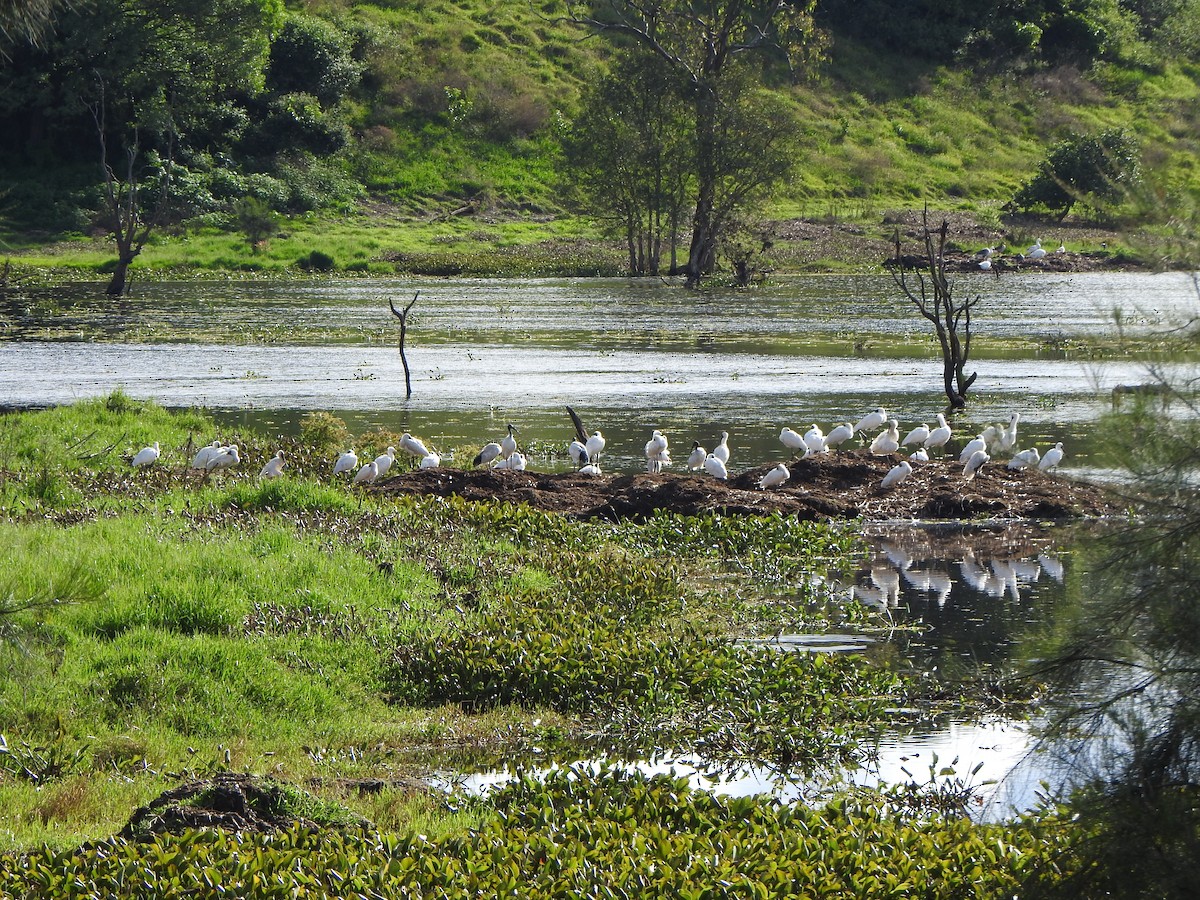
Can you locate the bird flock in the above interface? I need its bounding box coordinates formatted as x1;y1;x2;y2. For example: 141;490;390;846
126;406;1068;493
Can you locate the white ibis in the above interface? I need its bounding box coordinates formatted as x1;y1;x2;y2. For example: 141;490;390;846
686;441;707;471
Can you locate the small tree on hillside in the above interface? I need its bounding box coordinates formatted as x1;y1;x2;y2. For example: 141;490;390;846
234;196;279;252
1010;129;1140;221
886;213;979;409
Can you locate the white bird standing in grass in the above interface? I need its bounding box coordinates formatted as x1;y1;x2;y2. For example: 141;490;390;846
473;442;502;467
419;452;440;469
779;427;806;457
399;433;430;459
1039;442;1065;471
923;413;952;454
645;430;670;473
190;440;222;470
712;431;731;465
1007;447;1041;470
901;423;929;447
333;448;358;477
855;407;888;435
259;450;286;479
132;442;160;468
585;430;606;464
963;449;989;481
374;446;396;477
880;459;912;490
353;460;379;484
870;420;901;456
686;441;707;471
825;422;854;450
958;434;987;464
703;453;728;480
207;444;240;473
758;463;790;490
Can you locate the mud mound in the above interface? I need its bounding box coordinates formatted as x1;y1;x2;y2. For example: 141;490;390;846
374;451;1126;522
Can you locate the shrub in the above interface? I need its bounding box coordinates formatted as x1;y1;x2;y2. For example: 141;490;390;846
1010;129;1141;220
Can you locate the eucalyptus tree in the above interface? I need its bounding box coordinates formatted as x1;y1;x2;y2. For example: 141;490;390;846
558;0;823;287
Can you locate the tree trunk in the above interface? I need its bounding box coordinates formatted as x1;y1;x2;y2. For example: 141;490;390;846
685;82;720;289
106;253;136;296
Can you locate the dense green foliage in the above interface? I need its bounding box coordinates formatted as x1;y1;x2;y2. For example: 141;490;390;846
1011;128;1142;219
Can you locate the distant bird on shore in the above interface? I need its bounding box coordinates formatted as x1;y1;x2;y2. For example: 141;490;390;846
758;463;790;490
959;434;987;464
419;452;440;469
1007;448;1040;470
374;447;396;477
1039;442;1065;471
207;444;240;473
803;424;826;455
825;422;854;450
1027;239;1046;259
909;447;929;464
585;430;606;464
924;413;952;454
190;441;223;470
500;424;519;460
780;427;806;457
333;448;358;477
473;442;502;467
703;453;728;480
131;442;160;468
687;441;707;471
259;450;286;479
569;440;589;467
579;463;602;476
902;423;929;447
353;460;379;484
712;431;731;465
399;433;430;459
645;430;670;473
855;407;888;435
870;420;900;456
880;460;912;490
963;449;989;481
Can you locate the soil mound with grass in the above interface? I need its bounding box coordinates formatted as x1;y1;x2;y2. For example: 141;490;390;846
374;451;1126;521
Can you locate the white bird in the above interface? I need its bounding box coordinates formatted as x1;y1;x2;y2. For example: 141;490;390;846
500;424;519;460
880;460;912;490
374;447;396;477
190;440;222;470
399;433;430;458
1055;241;1066;254
803;424;826;455
901;423;929;447
333;448;358;477
974;246;993;261
870;420;900;456
855;407;888;435
963;449;989;481
206;444;240;472
353;461;379;484
758;463;790;490
825;422;854;450
958;434;987;464
779;427;806;456
1028;240;1047;259
473;442;502;467
1007;447;1041;470
923;413;952;453
645;430;670;474
568;440;589;467
712;431;731;465
1039;442;1065;471
259;450;286;479
686;441;707;471
585;430;606;463
703;453;728;480
994;413;1020;454
419;452;440;469
979;257;992;271
909;447;930;464
131;441;160;468
579;463;602;476
507;451;527;471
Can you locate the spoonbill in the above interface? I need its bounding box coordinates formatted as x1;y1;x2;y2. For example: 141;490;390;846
686;441;707;471
909;447;929;463
855;407;888;434
779;427;806;457
825;422;854;449
645;430;670;473
901;423;929;447
923;414;952;453
1027;240;1047;259
703;453;728;480
190;440;222;470
207;444;240;473
870;420;900;456
399;433;429;458
353;460;379;485
712;431;731;465
419;452;440;469
958;434;987;464
507;451;527;471
579;463;602;476
333;448;358;476
1007;447;1040;470
963;449;989;481
758;463;790;490
995;413;1020;454
259;450;285;479
585;430;606;463
374;447;396;477
803;424;826;455
132;442;160;468
880;460;912;490
1039;442;1065;471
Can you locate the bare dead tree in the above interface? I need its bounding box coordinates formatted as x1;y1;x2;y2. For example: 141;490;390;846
389;291;418;399
886;213;980;409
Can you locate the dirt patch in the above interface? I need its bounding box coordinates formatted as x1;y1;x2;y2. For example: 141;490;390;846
373;451;1127;522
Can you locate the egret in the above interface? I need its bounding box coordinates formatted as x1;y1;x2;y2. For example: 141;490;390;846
703;453;728;480
399;433;429;458
585;430;606;463
825;422;854;449
1039;442;1065;471
686;441;707;471
645;430;670;473
855;407;888;435
579;463;602;476
190;440;222;470
259;450;285;479
958;434;987;464
901;423;929;447
353;461;379;485
880;460;912;490
1007;447;1040;470
963;449;989;481
333;448;358;477
500;424;519;460
923;413;952;453
803;424;826;455
909;447;930;464
712;431;731;465
870;420;900;456
758;463;790;490
131;441;160;468
779;427;806;457
419;452;440;469
374;447;396;477
206;444;240;473
473;442;502;467
568;440;589;467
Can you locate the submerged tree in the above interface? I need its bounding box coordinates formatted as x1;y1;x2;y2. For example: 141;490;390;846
885;214;979;408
